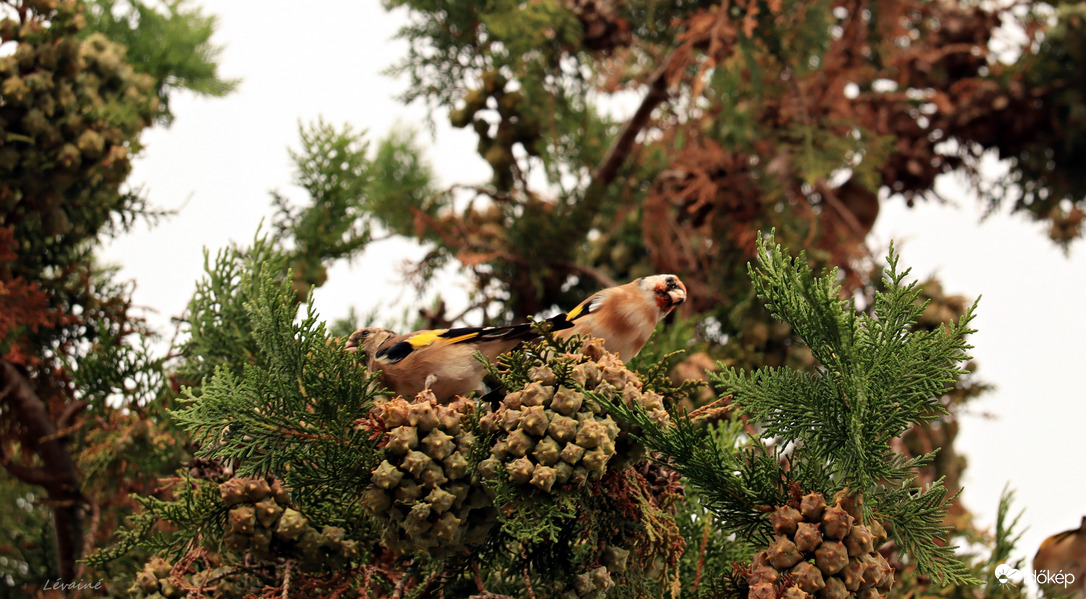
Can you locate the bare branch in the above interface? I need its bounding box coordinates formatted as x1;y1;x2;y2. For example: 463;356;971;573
574;48;678;230
593;53;675;188
561;262;619;288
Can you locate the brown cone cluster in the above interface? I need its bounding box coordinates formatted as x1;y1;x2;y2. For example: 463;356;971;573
129;557;243;598
746;492;894;599
362;390;497;556
349;336;675;565
557;544;631;597
128;557;190;599
562;564;616;598
129;477;357;598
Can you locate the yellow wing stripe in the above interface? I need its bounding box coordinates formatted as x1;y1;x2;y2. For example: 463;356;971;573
406;329;484;350
407;330;445;349
440;333;481;345
566;302;587;321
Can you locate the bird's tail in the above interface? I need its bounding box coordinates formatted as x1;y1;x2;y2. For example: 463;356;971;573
539;311;576;333
444;312;575;346
377;315;575;365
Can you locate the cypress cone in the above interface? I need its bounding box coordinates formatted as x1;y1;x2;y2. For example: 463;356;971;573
479;337;671;495
363;390;497;556
744;492;894;599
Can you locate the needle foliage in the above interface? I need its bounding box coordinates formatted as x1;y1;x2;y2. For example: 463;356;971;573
604;234;981;587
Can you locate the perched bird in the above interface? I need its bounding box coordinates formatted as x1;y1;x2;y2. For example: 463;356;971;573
552;274;687;362
345;323;542;401
344;274;687;401
1034;516;1086;598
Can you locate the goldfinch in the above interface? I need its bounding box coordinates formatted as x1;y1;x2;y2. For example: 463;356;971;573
551;274;686;362
343;274;686;400
1034;516;1086;597
344;323;542;401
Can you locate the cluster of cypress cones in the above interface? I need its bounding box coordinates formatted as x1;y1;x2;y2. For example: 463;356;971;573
128;476;357;598
361;391;498;555
128;557;192;599
360;337;670;569
477;337;670;495
561;544;630;598
0;1;156;235
219;477;360;569
745;491;894;599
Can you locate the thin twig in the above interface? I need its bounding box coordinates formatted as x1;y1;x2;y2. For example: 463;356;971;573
402;568;443;599
592;50;676;188
572;46;679;234
693;516;711;593
473;562;486;593
560;262;618;288
281;559;293;599
391;571;409;599
0;445;63;486
55;400;89;430
520;546;537;599
523;564;536;599
77;496;100;578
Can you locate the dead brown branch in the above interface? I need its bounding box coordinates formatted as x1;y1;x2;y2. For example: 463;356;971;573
0;359;86;581
572;46;681;235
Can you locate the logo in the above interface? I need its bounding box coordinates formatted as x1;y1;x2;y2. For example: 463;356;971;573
992;564;1078;590
995;564;1020;587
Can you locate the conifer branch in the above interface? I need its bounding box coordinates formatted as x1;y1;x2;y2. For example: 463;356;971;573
606;234;982;586
597;393;784;545
172;240;382;499
573;46;677;236
877;479;975;585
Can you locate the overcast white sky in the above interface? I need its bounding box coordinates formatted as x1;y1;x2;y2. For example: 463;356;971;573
100;1;1086;576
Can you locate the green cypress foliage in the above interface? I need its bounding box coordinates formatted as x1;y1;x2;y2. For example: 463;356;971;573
82;0;239;123
605;234;981;587
173;239;381;499
96;226;1019;596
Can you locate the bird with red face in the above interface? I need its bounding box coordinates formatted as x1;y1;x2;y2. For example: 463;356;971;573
344;274;687;401
551;274;687;362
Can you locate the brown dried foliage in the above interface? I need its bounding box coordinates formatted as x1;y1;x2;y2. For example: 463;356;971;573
0;228;68;364
638;0;1044;300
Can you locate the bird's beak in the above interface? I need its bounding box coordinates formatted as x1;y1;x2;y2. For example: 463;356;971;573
660;279;686;308
668;285;687;307
344;330;366;352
